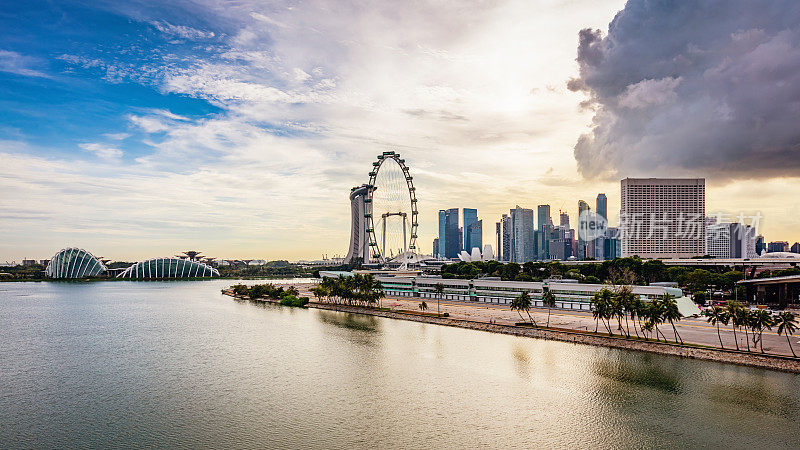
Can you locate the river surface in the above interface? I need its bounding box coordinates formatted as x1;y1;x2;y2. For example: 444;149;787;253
1;280;799;449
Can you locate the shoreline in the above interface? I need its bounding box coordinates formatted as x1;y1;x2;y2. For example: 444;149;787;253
224;290;800;374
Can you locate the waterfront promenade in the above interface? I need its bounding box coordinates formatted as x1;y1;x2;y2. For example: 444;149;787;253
275;281;800;359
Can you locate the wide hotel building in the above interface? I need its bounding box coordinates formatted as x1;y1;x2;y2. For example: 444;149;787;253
620;178;705;258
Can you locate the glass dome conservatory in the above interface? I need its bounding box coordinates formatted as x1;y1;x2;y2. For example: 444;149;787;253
117;258;219;279
45;248;107;279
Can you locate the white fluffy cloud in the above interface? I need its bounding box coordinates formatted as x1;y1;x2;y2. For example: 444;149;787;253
79;143;123;159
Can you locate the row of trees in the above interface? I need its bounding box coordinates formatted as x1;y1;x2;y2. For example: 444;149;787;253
230;283;310;307
231;283;300;299
704;302;798;355
441;258;753;286
590;289;684;343
310;274;384;307
504;284;799;356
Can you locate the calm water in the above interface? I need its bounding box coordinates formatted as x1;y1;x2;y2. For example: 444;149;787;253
1;281;799;449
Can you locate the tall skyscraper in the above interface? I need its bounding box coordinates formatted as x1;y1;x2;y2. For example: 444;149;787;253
500;214;512;262
577;200;589;260
620;178;706;258
345;185;372;263
438;210;446;258
560;211;570;228
605;227;622;259
596;193;607;222
463;208;479;251
706;220;758;259
510;206;535;263
537;205;552;260
756;235;765;255
466;220;482;253
444;208;460;259
432;238;439;259
495;221;502;261
706;222;732;258
548;224;573;260
594;194;608;260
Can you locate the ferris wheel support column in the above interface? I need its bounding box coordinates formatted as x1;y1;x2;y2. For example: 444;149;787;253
403;214;407;254
382;215;387;261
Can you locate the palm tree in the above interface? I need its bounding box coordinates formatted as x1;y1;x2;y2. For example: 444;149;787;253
703;305;728;349
647;299;667;342
513;291;537;326
434;283;445;317
609;294;625;336
419;301;428;312
662;294;684;344
774;311;798;357
591;289;614;335
615;287;636;338
542;289;556;327
739;305;752;352
630;295;647;339
750;309;774;353
597;289;615;335
510;292;526;323
726;301;743;351
590;292;603;333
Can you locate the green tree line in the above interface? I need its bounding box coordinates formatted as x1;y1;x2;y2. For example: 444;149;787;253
310;274;384;307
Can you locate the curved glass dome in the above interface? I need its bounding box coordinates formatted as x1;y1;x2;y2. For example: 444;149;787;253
46;248;107;279
117;258;219;279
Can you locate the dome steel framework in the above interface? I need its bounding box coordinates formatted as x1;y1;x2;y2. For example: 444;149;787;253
117;257;219;279
45;247;107;279
364;151;418;263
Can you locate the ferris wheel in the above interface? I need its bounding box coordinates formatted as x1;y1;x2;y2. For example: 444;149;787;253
365;151;418;263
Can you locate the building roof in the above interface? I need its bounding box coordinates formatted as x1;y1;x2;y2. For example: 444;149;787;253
737;274;800;285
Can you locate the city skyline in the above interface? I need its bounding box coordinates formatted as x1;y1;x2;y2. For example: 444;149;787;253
3;0;800;261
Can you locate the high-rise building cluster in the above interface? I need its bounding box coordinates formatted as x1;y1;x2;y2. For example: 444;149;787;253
431;177;799;262
490;193;620;263
434;208;483;259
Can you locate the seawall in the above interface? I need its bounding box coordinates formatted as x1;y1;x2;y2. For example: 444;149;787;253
224;291;800;374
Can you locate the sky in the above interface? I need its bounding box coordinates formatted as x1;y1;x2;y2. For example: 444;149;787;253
1;0;799;262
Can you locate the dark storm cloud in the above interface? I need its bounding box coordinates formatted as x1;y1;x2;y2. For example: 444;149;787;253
569;0;800;180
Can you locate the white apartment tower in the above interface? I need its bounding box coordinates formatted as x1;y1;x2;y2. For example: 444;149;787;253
620;178;706;258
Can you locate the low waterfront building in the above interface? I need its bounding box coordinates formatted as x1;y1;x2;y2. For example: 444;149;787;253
374;276;700;316
738;274;800;308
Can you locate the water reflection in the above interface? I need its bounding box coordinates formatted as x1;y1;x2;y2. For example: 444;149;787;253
593;353;683;395
707;380;799;419
317;311;380;333
511;344;532;380
1;281;799;449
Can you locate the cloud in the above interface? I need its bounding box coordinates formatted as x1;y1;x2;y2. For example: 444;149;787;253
79;143;123;159
0;50;49;78
618;77;681;109
6;0;666;260
569;0;800;180
249;12;288;29
103;132;130;140
149;21;215;39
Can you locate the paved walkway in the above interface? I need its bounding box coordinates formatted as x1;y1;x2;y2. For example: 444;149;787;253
280;282;800;358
